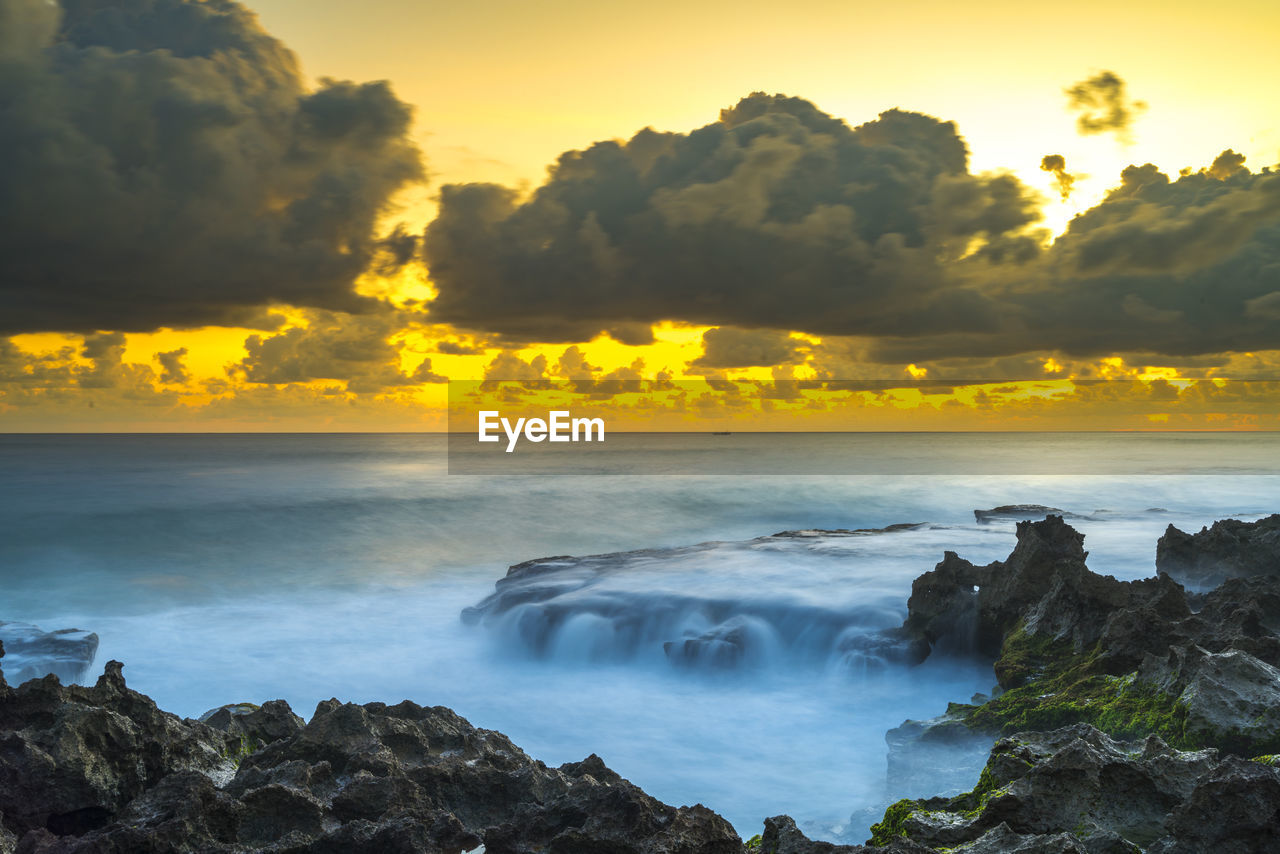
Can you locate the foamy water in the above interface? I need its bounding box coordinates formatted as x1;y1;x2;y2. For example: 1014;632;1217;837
2;433;1278;841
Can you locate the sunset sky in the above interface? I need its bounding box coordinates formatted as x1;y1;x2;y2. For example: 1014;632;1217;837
3;0;1279;430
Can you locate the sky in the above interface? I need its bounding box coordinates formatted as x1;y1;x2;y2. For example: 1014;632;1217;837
2;0;1279;430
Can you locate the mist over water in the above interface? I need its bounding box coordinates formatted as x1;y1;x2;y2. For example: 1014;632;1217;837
3;433;1279;841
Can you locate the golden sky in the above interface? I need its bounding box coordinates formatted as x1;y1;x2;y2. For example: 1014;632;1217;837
2;0;1279;430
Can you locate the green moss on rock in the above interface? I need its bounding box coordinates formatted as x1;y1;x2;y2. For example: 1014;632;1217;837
957;625;1203;749
868;798;918;846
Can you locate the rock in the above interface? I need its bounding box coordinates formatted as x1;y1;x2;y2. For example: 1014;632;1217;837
1147;756;1280;853
902;515;1161;659
869;723;1270;852
198;700;306;758
755;814;938;853
895;514;1280;780
972;506;1069;524
758;814;863;852
0;661;236;840
0;661;742;853
770;524;924;538
1136;646;1280;755
0;622;98;685
1156;514;1280;590
665;617;757;667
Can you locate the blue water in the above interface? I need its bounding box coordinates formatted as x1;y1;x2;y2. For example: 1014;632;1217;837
2;433;1278;842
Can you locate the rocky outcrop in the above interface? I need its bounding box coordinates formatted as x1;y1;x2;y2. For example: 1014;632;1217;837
973;505;1069;524
868;724;1280;852
1157;514;1280;589
903;515;1186;660
769;524;923;538
0;623;98;685
0;654;742;853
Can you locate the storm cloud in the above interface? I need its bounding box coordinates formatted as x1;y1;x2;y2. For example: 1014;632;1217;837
424;91;1280;366
0;0;423;334
425;93;1042;343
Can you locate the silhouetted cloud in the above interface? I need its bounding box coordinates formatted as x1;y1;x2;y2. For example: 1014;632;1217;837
232;309;441;392
1040;154;1077;200
154;348;190;385
1208;149;1247;180
425;93;1042;343
1065;71;1146;141
0;0;423;334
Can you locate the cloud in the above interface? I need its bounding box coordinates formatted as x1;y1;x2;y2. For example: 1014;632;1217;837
0;0;423;335
436;340;487;355
154;348;190;385
690;327;805;369
424;92;1042;343
1208;149;1247;181
231;309;441;392
1064;70;1146;141
1040;154;1077;200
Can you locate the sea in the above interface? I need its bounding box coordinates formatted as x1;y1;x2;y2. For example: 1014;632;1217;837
2;432;1278;843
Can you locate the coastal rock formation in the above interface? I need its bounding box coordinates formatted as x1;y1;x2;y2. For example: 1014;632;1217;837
972;505;1069;524
1156;514;1280;589
902;514;1187;660
868;724;1280;852
876;513;1280;851
0;655;741;853
0;622;99;685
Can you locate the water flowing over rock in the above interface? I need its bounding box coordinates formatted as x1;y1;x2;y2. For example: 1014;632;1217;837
462;530;926;673
0;622;98;685
0;656;741;853
1156;513;1280;590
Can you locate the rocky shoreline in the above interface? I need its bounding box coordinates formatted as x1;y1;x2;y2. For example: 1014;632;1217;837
4;514;1280;852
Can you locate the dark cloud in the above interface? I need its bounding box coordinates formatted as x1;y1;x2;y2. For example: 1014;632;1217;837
1208;149;1247;181
424;92;1280;366
436;340;486;355
1040;154;1077;200
154;348;190;384
232;310;438;392
1065;71;1146;141
0;0;423;334
690;327;804;369
424;92;1042;342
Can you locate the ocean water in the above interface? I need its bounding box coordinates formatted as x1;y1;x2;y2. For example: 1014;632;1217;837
2;433;1279;842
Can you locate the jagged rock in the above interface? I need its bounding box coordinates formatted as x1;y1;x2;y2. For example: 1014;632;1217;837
198;700;306;757
870;723;1265;853
756;814;934;853
1156;514;1280;590
1136;645;1280;755
0;661;741;853
902;515;1182;659
0;661;236;839
0;623;98;685
1147;755;1280;853
758;814;863;852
